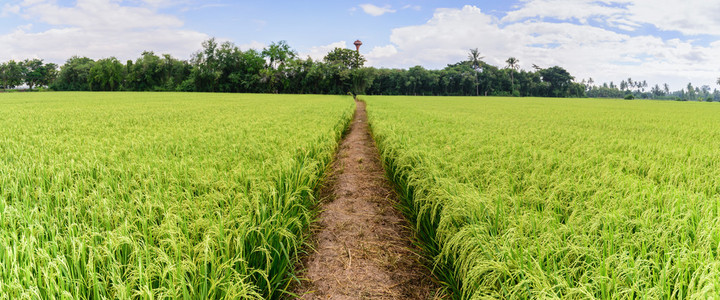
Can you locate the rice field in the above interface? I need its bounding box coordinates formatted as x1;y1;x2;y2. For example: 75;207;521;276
365;96;720;299
0;92;354;299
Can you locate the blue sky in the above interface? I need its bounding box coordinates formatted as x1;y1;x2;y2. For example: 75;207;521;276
2;0;720;89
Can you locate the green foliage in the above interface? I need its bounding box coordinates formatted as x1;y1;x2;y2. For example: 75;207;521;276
20;59;57;90
366;96;720;299
324;47;365;69
52;56;95;91
0;60;24;89
624;93;635;100
0;92;355;299
89;57;124;91
7;39;596;97
539;66;574;97
124;51;191;91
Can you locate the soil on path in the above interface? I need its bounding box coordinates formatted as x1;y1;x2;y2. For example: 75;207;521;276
294;101;438;299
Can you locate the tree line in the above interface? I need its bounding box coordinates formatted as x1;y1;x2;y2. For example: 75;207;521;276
0;59;58;90
2;38;719;100
585;78;720;101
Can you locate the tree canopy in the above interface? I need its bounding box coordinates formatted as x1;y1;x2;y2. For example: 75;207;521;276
3;38;716;100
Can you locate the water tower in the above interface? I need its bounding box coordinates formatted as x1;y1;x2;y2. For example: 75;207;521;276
354;40;363;53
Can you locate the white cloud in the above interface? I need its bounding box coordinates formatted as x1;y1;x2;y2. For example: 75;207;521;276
502;0;627;24
302;41;348;61
0;0;208;63
627;0;720;36
365;45;398;66
367;45;397;58
374;6;514;67
402;5;421;11
364;5;720;89
506;0;720;36
23;0;183;30
1;4;21;16
358;4;396;16
140;0;180;7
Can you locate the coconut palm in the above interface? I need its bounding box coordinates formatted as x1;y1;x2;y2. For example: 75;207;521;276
505;57;519;92
468;48;483;96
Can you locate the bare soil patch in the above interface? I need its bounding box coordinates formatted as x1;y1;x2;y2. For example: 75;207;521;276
293;101;438;299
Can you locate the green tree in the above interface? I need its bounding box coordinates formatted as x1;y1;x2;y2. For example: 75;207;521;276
539;66;573;97
185;38;267;93
89;57;124;91
127;51;163;91
349;67;375;96
261;41;297;93
686;82;695;100
468;48;484;96
22;58;45;90
324;48;370;95
324;48;366;69
191;38;221;92
0;60;24;89
52;56;95;91
160;54;192;91
505;57;519;92
651;84;663;97
40;63;58;88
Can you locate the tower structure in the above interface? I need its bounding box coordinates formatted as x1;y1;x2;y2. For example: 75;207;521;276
354;40;363;52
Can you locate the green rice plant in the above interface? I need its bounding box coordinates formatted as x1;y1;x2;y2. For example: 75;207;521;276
0;92;354;299
365;96;720;299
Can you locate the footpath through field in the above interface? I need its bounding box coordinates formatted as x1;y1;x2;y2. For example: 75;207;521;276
294;101;438;299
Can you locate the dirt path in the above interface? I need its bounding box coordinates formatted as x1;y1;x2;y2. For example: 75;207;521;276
294;101;437;299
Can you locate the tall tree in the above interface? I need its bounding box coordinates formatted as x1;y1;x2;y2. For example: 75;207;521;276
468;48;484;96
324;48;370;95
0;60;24;89
89;57;124;91
651;84;663;97
324;48;365;69
261;41;297;93
189;38;221;92
52;56;95;91
505;57;519;92
40;63;58;88
539;66;573;97
686;82;695;100
127;51;163;91
22;58;46;90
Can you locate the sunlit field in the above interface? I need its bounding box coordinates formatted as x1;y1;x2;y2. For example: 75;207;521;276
0;92;354;299
366;96;720;299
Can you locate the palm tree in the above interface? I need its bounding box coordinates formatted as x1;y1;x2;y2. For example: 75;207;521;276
468;48;483;96
505;57;519;92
